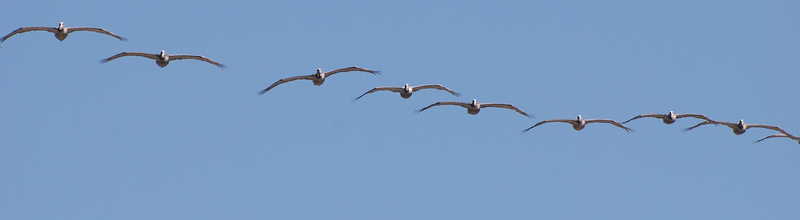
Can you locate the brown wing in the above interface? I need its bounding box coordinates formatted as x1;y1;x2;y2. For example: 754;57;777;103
414;101;471;113
257;75;316;95
480;103;532;118
746;124;792;136
585;119;634;133
99;52;160;64
753;134;792;143
169;55;226;68
323;66;381;77
622;114;665;124
683;120;729;132
353;87;403;101
674;113;713;122
67;27;127;41
1;27;58;43
411;85;461;97
521;119;575;133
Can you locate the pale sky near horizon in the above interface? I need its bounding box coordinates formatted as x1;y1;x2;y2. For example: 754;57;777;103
1;1;798;219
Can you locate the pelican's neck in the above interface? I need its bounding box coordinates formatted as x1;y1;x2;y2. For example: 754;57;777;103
738;120;745;129
576;115;583;122
315;68;323;77
159;50;166;58
57;22;64;30
471;99;477;106
667;111;676;119
403;84;411;91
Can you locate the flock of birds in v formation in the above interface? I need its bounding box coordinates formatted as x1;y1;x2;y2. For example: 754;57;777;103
2;22;797;145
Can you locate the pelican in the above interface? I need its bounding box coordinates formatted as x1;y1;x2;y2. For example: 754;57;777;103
522;115;633;133
1;22;127;43
622;111;714;124
415;99;532;118
257;67;380;95
683;119;791;135
754;134;800;145
99;50;226;68
353;84;460;100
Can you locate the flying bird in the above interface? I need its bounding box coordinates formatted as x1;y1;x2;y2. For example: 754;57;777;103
753;134;800;145
257;66;380;95
353;84;460;101
683;119;791;135
522;115;633;133
622;111;714;124
1;22;127;43
415;99;531;118
99;50;226;68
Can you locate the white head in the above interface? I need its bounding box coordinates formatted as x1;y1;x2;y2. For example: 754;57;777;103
738;119;745;127
57;22;64;29
471;99;477;105
159;50;166;58
577;115;583;121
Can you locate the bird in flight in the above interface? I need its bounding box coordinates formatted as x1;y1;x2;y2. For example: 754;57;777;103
258;66;380;95
100;50;226;68
1;22;127;43
353;84;460;101
683;119;791;136
415;99;531;118
622;111;714;124
523;115;632;133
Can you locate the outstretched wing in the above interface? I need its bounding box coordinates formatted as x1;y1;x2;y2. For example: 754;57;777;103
257;75;315;95
747;124;792;136
586;119;634;133
169;55;226;68
353;87;403;101
67;27;127;41
753;134;790;143
521;119;574;133
683;120;728;132
323;66;381;77
1;27;58;43
622;114;664;124
480;103;532;118
675;113;713;122
414;101;470;113
99;52;159;64
411;85;461;97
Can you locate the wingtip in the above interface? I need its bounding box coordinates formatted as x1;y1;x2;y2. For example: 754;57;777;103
373;70;382;75
119;37;128;42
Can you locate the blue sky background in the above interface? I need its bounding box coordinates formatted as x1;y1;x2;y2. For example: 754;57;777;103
1;0;798;219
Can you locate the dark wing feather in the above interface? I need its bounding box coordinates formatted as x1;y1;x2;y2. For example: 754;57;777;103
674;113;713;122
169;55;226;68
67;27;127;41
1;27;58;43
257;75;315;95
353;87;403;101
746;124;792;136
323;66;380;77
99;52;160;64
521;119;574;133
480;103;532;118
586;119;634;133
622;114;664;124
411;85;461;97
414;101;470;113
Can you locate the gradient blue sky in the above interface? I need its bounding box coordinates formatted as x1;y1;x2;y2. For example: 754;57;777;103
1;0;798;219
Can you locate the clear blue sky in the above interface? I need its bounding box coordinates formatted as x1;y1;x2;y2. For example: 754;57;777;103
1;0;798;219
